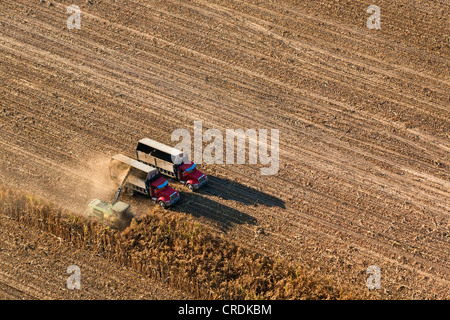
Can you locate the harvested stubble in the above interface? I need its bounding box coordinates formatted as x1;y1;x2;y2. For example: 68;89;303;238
0;186;360;299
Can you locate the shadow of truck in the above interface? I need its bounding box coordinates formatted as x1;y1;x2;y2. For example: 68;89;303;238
197;175;285;209
175;191;257;231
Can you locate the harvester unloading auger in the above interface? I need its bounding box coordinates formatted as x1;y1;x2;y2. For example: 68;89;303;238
112;168;132;205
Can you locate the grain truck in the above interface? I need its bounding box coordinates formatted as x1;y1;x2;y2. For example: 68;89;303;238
135;138;208;191
109;154;180;208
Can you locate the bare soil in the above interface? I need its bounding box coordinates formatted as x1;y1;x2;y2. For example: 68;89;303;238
0;0;448;299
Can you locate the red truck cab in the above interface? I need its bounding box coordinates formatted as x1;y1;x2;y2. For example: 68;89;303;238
150;177;180;208
179;162;208;191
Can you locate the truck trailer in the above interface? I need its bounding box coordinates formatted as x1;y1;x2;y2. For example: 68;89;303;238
135;138;208;191
109;153;180;208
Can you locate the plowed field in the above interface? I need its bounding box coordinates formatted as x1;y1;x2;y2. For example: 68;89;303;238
0;0;448;299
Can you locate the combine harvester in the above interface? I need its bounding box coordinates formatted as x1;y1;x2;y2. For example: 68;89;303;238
136;138;208;191
87;167;133;229
109;153;180;208
88;166;132;229
87;198;132;229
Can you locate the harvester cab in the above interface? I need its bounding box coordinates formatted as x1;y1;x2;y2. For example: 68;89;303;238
87;199;132;229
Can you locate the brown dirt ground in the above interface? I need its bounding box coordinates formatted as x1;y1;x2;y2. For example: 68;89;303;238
0;0;448;299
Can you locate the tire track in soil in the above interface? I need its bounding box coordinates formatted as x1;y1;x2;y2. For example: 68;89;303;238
1;0;448;262
1;33;446;215
0;0;449;298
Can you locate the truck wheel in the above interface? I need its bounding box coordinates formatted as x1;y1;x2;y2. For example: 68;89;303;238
126;187;134;196
187;184;194;191
158;201;166;209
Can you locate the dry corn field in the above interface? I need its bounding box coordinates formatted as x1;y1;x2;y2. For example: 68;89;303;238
0;0;449;299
